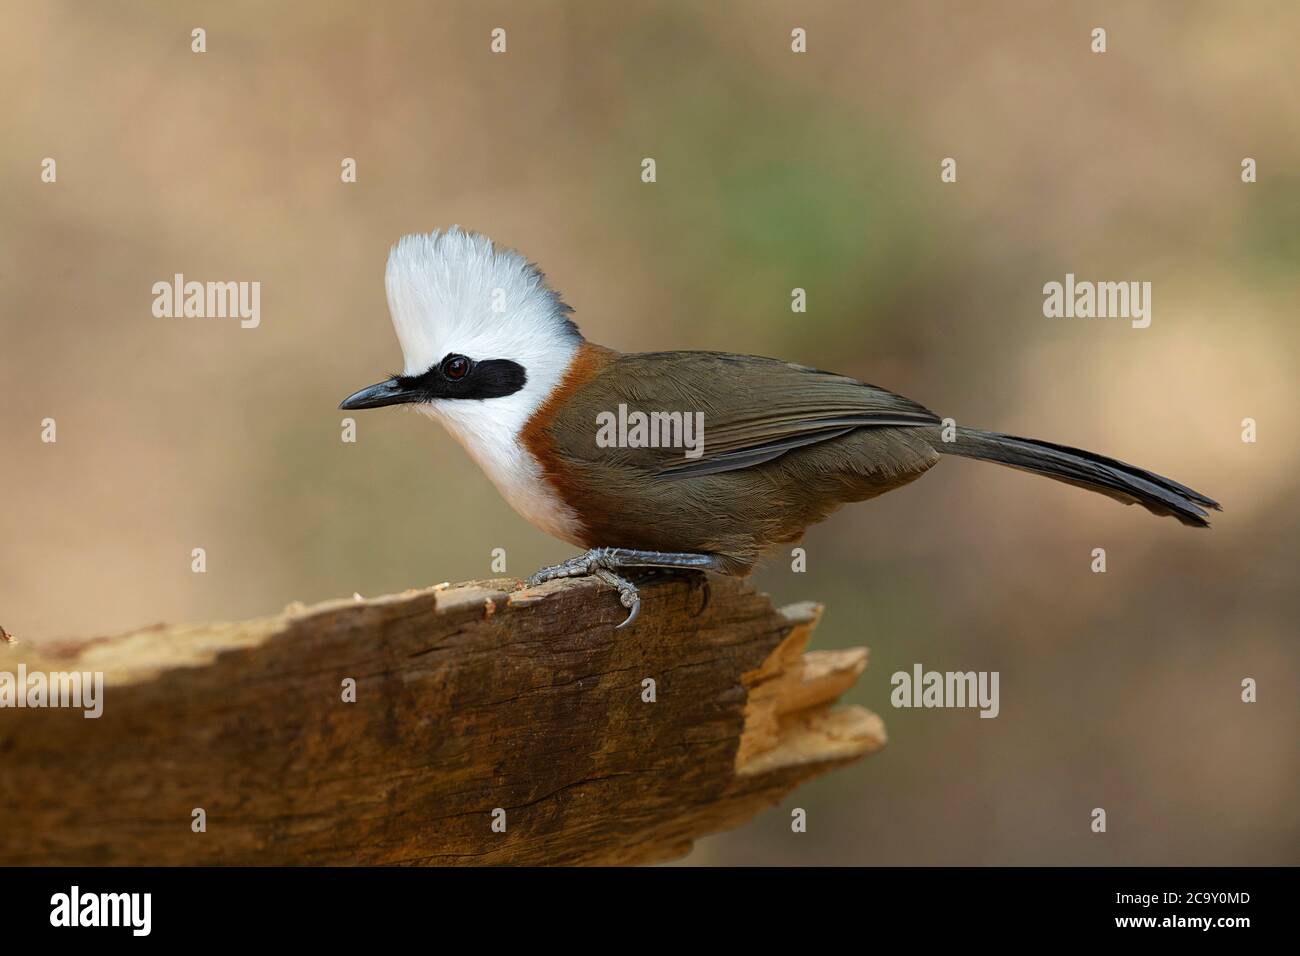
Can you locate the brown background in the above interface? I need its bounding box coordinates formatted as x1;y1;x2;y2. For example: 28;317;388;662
1;0;1295;865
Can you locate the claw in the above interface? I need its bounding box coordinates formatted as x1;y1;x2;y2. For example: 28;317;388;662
592;567;641;630
615;592;641;629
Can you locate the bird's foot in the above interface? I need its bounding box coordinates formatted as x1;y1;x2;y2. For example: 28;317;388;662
525;549;641;628
590;567;642;629
525;550;608;587
525;548;726;629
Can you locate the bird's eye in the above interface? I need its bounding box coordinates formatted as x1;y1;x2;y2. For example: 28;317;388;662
442;355;471;380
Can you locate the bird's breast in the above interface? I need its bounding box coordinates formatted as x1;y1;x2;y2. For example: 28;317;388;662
434;406;588;547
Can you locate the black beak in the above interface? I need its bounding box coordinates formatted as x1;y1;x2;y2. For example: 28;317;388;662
339;377;422;410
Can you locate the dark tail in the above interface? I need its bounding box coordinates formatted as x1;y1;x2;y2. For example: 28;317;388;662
938;427;1221;527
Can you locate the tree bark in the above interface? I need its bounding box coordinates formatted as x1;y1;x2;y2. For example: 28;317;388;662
0;573;883;865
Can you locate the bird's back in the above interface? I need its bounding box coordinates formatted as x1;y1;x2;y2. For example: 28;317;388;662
523;348;944;571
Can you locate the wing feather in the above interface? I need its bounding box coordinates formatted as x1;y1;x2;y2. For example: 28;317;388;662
556;351;939;479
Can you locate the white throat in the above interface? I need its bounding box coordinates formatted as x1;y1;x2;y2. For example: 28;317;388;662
417;359;584;545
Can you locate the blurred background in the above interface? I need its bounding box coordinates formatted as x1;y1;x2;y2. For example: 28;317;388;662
1;0;1295;864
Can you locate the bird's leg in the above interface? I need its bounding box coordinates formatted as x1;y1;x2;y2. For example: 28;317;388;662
526;547;725;583
526;548;728;629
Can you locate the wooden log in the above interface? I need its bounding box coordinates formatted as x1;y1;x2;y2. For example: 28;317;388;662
0;573;884;865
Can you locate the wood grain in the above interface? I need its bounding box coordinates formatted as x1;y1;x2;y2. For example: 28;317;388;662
0;573;883;865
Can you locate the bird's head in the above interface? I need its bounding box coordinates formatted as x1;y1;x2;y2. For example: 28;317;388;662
340;228;582;437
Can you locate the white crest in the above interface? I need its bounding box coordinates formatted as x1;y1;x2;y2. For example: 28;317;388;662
385;228;579;378
382;227;586;543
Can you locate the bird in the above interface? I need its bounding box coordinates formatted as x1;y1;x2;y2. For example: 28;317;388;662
341;227;1219;628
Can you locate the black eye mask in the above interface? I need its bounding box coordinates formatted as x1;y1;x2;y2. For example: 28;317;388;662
339;356;527;410
396;355;528;401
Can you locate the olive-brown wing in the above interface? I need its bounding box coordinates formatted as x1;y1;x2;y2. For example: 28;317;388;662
548;350;940;478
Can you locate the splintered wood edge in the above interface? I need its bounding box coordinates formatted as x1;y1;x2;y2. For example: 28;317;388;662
9;577;534;685
733;601;886;778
